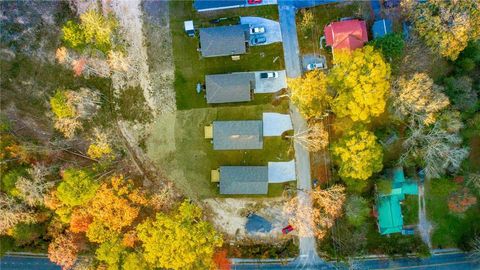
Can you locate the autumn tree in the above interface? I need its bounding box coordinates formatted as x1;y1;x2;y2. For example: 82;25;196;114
136;200;223;270
122;252;151;270
95;238;126;269
289;122;329;152
404;0;480;60
344;195;370;227
401;111;469;179
300;10;315;34
329;46;391;122
69;208;92;233
332;128;383;181
87;129;113;159
48;231;83;270
370;33;405;61
448;188;477;213
15;164;54;207
56;169;99;207
392;73;450;126
284;185;345;240
288;70;331;119
0;193;36;234
213;249;231;270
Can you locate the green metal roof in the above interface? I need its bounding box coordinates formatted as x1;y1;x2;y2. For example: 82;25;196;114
219;166;268;195
377;167;419;235
378;196;403;235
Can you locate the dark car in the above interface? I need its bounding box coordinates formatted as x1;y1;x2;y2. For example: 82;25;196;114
251;36;266;45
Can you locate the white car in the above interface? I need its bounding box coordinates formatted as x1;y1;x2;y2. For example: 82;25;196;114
250;27;266;35
260;72;278;79
306;62;325;71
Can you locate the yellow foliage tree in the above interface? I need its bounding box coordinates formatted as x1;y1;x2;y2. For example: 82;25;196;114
288;70;331;119
329;46;391;122
87;129;112;159
136;201;222;270
405;0;480;60
332;128;383;181
79;9;117;52
392;73;450;125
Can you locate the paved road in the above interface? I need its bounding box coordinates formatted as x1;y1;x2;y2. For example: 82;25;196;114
0;255;60;270
278;0;302;78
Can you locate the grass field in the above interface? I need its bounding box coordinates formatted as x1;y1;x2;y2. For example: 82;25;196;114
402;195;418;225
426;178;480;248
170;0;285;110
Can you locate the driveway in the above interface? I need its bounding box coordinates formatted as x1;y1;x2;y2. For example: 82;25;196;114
262;112;292;136
268;160;296;183
240;16;282;45
254;70;287;93
302;54;327;71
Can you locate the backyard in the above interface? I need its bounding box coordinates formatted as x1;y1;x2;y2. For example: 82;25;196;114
147;1;294;199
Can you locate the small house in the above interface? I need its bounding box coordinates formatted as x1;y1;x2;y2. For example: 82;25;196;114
212;120;263;150
199;25;249;57
205;73;255;104
324;19;368;55
219;166;269;195
376;168;419;235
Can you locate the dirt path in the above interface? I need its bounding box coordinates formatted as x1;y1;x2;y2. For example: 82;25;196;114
418;182;433;248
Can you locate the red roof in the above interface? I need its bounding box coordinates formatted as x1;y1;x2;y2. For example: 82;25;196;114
324;20;368;52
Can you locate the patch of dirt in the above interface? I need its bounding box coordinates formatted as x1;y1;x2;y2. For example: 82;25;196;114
203;198;290;241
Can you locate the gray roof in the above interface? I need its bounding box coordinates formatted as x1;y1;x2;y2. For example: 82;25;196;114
213;120;263;150
194;0;245;11
219;166;269;194
206;73;255;104
199;25;248;57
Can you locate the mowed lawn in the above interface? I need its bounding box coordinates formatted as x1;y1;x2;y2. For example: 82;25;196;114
170;0;285;110
174;101;294;199
160;1;294;199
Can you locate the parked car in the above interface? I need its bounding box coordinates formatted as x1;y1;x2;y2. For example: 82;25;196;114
250;26;266;35
251;36;266;45
248;0;262;4
260;72;278;79
282;225;294;235
306;62;325;70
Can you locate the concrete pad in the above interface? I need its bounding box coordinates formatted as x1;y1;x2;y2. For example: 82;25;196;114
254;70;287;93
262;112;292;136
240;16;282;46
268;160;296;183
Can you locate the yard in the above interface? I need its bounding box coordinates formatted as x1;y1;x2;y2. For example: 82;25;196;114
170;0;285;110
156;1;294;199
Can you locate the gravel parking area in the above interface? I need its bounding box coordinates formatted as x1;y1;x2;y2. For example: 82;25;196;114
240;16;282;46
253;70;287;93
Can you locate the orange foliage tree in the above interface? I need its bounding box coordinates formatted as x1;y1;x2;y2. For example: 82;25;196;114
448;188;477;213
48;231;84;270
213;249;231;270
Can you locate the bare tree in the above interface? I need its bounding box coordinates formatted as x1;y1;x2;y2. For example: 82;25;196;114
467;173;480;193
288;122;329;152
471;236;480;262
0;193;36;234
16;164;55;207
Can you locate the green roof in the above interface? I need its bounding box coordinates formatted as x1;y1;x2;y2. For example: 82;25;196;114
377;167;419;235
219;166;268;195
213;121;263;150
378;196;403;235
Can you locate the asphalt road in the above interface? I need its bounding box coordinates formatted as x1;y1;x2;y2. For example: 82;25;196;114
278;0;302;78
0;255;60;270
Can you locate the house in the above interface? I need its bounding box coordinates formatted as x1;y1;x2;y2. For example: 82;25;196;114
212;120;263;150
377;168;419;235
324;19;368;55
219;166;269;195
372;19;393;39
194;0;245;12
199;25;249;57
206;73;255;104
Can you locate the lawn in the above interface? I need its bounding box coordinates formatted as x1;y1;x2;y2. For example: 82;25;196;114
402;195;418;225
426;178;480;248
170;0;285;110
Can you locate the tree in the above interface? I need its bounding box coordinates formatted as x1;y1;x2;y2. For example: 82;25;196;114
392;73;450;126
79;10;117;53
300;10;315;34
0;193;36;234
370;33;405;61
448;188;477;213
136;201;223;270
69;208;92;233
332;129;383;181
284;185;345;240
288;70;331;119
122;252;151;270
62;20;86;50
48;231;82;270
345;195;370;227
213;249;231;270
85;220;119;244
443;76;478;111
50;90;76;119
87;129;112;159
95;238;126;269
56;169;99;207
329;46;391;122
405;0;480;60
11;222;44;246
401;113;469;179
472;236;480;261
466;173;480;193
289;122;329;152
15;164;54;207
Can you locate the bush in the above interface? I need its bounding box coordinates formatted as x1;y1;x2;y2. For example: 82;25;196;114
11;222;45;246
0;236;15;257
345;195;370;227
376;178;392;195
370;33;405;61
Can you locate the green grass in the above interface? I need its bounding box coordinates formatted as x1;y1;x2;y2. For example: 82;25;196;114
171;101;293;199
402;195;418;225
170;0;285;110
426;178;480;248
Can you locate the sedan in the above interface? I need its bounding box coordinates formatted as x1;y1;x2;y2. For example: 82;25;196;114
306;62;325;71
251;36;266;45
250;27;265;35
260;72;278;79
